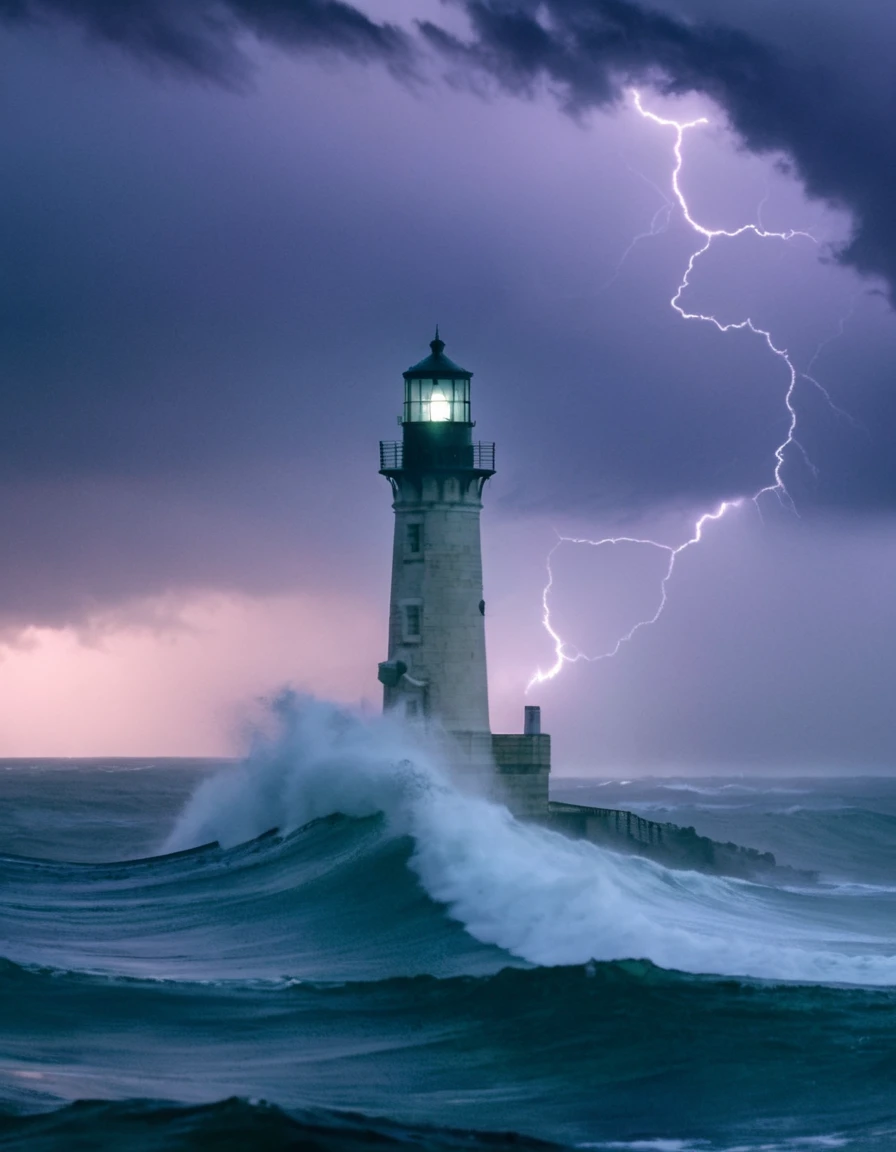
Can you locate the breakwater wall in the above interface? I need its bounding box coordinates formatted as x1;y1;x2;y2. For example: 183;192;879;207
544;800;811;882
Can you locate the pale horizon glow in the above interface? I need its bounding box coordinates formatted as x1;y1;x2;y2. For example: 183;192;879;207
0;591;382;757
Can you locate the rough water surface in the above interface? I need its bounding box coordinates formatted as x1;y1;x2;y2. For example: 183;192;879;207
2;699;895;1151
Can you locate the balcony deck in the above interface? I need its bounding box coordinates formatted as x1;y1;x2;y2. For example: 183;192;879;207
379;440;495;474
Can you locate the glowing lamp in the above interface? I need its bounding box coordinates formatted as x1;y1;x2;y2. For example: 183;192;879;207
429;389;451;421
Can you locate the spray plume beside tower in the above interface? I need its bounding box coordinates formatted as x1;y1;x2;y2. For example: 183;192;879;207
377;331;551;818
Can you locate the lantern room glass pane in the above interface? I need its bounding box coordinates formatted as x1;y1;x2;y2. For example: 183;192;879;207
403;376;472;422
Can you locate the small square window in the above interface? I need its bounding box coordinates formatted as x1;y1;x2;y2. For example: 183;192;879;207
404;604;421;638
407;523;422;554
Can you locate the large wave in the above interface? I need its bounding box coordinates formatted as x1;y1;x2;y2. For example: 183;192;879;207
158;694;896;987
5;710;895;1150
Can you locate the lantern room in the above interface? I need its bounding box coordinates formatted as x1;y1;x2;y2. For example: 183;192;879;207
402;329;472;424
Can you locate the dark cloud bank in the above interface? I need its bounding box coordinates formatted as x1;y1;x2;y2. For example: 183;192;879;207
0;0;412;82
423;0;896;296
4;0;895;297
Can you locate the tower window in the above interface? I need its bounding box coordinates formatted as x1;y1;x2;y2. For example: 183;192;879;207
407;523;422;554
404;603;421;639
398;598;423;643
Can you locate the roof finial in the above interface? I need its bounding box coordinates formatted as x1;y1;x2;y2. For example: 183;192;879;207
430;324;445;356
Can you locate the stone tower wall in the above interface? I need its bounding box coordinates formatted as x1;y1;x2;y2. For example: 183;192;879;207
384;472;490;733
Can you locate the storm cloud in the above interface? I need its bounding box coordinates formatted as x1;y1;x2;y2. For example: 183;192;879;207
0;0;412;83
423;0;896;299
5;0;896;301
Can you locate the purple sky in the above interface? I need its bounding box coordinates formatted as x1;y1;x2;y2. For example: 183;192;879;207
1;0;895;771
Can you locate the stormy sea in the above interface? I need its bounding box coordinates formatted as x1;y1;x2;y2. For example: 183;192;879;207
2;699;896;1152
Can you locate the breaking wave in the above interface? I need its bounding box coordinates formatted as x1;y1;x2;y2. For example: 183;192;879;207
135;695;896;985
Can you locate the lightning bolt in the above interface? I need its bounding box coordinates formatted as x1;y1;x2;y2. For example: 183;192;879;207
533;500;742;684
528;89;833;692
801;295;867;435
600;165;673;290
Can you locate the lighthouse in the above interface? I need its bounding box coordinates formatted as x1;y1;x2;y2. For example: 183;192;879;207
378;331;550;816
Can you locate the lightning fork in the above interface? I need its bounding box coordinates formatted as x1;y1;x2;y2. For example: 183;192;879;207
528;90;824;690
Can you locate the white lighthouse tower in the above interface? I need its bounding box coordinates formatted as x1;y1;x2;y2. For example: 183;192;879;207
378;331;550;816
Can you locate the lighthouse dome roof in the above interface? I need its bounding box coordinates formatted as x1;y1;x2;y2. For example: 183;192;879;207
403;330;472;380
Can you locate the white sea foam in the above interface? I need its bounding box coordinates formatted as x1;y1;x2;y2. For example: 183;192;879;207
658;783;810;797
165;695;896;987
582;1136;850;1151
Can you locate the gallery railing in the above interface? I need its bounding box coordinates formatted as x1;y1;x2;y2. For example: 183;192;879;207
379;441;495;473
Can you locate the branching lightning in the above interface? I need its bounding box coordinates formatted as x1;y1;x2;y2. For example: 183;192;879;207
600;165;673;290
801;295;867;435
534;500;742;683
528;89;846;692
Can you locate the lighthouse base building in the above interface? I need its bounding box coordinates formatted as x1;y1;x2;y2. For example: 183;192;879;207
377;332;550;818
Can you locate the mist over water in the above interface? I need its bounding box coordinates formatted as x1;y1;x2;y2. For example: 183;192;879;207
3;695;896;1151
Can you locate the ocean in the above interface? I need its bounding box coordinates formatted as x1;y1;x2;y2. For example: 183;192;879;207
2;698;895;1152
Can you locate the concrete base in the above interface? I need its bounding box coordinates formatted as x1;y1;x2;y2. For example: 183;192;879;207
430;728;552;819
491;734;551;819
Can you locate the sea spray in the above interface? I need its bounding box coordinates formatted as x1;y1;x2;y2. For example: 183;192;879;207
162;692;452;852
164;694;896;985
